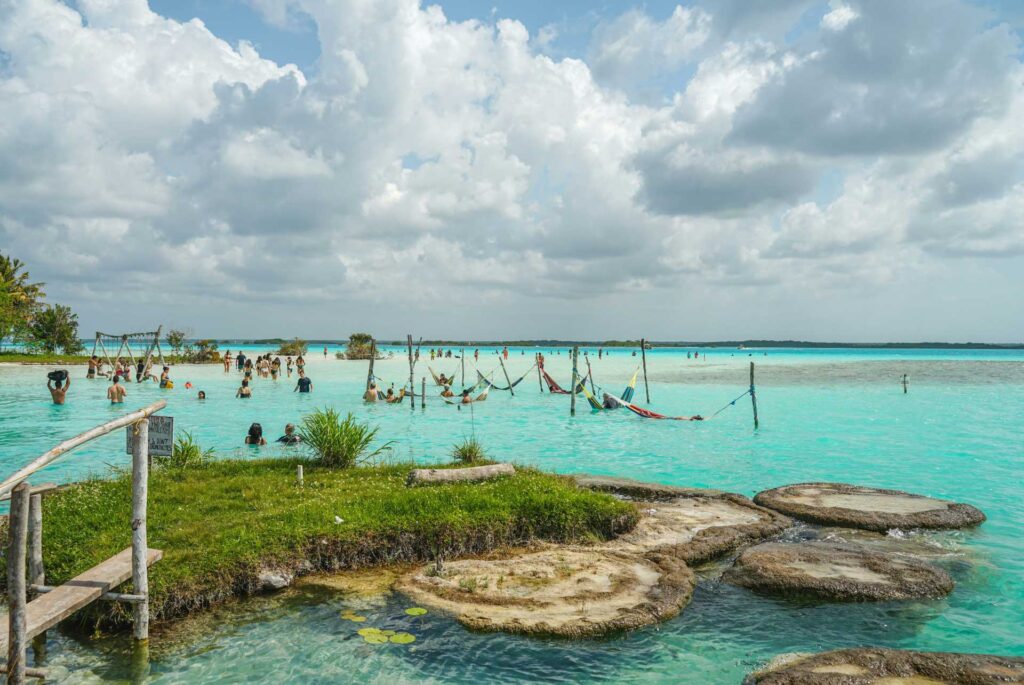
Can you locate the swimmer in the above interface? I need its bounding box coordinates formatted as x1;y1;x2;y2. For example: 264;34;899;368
363;382;379;402
237;379;252;399
159;366;172;388
276;424;302;445
460;389;473;404
245;423;266;446
47;372;70;405
107;375;126;404
197;390;206;400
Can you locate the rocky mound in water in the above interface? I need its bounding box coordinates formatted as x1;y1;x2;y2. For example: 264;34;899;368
754;482;985;532
746;647;1024;684
396;548;694;637
723;541;954;601
576;476;792;564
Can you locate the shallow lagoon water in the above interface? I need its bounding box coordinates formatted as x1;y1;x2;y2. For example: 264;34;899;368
1;346;1022;683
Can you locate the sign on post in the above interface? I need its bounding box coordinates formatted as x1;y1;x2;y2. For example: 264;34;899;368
126;415;173;457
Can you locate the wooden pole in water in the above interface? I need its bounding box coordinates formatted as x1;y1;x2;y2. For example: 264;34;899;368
366;340;376;392
7;480;30;685
640;338;650;404
131;418;150;642
28;493;46;664
749;362;759;430
570;346;578;416
421;377;426;409
460;347;465;388
407;335;415;411
585;355;596;396
497;354;515;397
536;354;544;392
902;374;908;394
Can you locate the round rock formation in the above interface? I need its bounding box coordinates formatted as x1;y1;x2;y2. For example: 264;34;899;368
746;647;1024;684
396;548;695;637
754;482;985;532
722;541;954;601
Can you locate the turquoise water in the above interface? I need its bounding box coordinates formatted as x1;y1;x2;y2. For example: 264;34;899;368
1;347;1023;683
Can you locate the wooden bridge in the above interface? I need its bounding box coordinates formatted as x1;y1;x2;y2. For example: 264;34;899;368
0;401;166;683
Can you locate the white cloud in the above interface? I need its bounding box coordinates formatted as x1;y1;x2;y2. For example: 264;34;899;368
0;0;1022;339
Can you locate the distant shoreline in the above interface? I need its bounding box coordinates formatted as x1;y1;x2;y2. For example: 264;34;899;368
214;339;1024;350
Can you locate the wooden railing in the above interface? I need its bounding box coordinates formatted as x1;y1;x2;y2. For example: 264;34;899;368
2;400;166;684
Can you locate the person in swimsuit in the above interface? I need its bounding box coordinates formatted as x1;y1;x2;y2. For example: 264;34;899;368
363;382;379;402
197;390;206;400
245;423;266;446
159;366;172;388
440;384;454;398
223;351;233;372
296;355;305;373
460;389;473;404
48;373;70;404
237;379;252;398
107;375;126;404
276;424;302;445
87;356;99;379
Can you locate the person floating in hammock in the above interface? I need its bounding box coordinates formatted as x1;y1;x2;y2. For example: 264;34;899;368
440;384;454;398
460;389;474;404
438;373;449;386
363;382;380;402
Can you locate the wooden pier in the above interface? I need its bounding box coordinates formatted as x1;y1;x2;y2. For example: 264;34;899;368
0;400;166;684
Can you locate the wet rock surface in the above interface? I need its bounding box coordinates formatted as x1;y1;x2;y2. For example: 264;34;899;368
746;647;1024;684
723;541;954;601
396;547;695;637
754;483;986;532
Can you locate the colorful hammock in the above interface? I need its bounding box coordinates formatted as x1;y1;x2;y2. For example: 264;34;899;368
428;366;457;386
443;384;491;404
602;393;704;421
539;365;587;395
476;365;534;391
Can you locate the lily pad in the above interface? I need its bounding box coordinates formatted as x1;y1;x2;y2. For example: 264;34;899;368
380;630;396;637
357;627;382;637
404;607;428;616
341;613;367;622
362;633;389;644
390;632;416;644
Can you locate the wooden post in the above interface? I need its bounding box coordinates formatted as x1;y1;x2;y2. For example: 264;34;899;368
366;340;376;391
750;362;759;430
421;377;426;409
902;374;908;394
639;339;651;404
28;493;45;665
460;347;465;388
407;335;415;411
7;481;31;685
536;354;544;392
585;355;596;396
570;347;578;416
497;355;515;397
296;464;303;487
131;419;150;642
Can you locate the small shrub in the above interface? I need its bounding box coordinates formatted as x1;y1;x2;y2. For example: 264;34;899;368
277;338;308;356
161;432;214;469
299;408;392;468
452;437;486;465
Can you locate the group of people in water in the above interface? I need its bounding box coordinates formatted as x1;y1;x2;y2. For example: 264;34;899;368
220;351;312;399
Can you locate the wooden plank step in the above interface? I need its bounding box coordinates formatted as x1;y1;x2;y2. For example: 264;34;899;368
0;483;58;502
0;547;161;652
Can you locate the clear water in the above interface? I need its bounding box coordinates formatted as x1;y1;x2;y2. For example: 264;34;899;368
2;346;1023;683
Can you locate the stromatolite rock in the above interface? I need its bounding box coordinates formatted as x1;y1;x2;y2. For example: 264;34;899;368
745;647;1024;684
723;541;954;601
754;482;985;532
396;547;695;637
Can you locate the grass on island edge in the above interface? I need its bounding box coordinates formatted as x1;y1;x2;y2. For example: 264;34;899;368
24;458;637;625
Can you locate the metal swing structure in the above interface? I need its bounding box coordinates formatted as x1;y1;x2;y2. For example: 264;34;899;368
92;327;166;379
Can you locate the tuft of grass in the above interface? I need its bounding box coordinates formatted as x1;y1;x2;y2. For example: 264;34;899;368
298;408;392;468
159;432;215;469
452;437;487;465
34;460;638;625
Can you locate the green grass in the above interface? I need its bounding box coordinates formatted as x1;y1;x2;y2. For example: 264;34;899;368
38;459;637;624
0;351;91;364
452;437;487;465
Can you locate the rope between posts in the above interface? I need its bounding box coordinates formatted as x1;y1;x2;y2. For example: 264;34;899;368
709;389;752;419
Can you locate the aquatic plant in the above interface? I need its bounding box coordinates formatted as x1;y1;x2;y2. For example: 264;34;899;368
452;437;486;465
299;408;393;468
161;431;215;469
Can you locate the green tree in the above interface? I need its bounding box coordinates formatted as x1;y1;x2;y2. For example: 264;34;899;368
29;304;83;353
0;253;45;348
166;328;189;362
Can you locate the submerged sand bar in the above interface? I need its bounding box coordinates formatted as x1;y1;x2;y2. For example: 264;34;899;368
754;483;986;532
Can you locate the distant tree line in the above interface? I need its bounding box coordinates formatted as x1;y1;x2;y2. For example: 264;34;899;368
0;252;83;354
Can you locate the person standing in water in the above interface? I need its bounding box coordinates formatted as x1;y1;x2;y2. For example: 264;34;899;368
295;370;312;393
107;375;126;404
48;373;70;404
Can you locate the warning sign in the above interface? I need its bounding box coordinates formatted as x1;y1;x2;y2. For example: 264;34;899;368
125;415;174;457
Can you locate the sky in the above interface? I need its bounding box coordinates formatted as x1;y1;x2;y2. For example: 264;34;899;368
1;0;1023;342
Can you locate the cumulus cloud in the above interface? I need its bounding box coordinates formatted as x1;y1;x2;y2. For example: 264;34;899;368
0;0;1022;339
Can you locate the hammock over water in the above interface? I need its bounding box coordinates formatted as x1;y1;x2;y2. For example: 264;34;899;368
428;366;457;386
476;365;535;391
539;365;587;395
602;393;704;421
